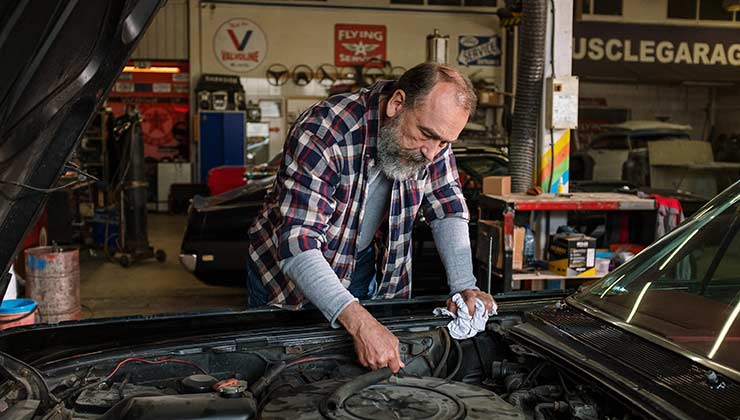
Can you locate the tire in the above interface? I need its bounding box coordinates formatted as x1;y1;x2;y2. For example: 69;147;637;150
119;254;132;268
155;249;167;263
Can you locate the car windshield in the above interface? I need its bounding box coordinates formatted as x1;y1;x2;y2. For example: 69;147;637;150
573;181;740;372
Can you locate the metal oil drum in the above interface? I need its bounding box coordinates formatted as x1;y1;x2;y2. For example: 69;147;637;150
25;246;81;323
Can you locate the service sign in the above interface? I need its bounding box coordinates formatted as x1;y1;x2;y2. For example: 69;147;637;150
213;18;267;72
574;21;740;83
457;35;501;66
335;24;387;66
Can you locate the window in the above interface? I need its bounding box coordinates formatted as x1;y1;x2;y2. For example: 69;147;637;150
700;0;734;20
667;0;697;18
667;0;738;21
465;0;498;6
582;0;623;16
582;0;591;14
593;0;622;15
390;0;497;5
577;190;740;370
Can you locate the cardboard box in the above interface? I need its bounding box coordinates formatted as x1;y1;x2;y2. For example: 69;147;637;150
478;89;505;106
482;176;511;196
548;233;596;277
476;220;524;270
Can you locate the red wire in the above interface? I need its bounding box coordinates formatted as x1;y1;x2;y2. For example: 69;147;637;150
105;357;208;380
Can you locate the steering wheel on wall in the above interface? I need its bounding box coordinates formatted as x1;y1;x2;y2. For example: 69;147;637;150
266;64;290;86
292;64;314;86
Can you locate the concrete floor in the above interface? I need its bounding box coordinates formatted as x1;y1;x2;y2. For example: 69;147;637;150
80;213;246;319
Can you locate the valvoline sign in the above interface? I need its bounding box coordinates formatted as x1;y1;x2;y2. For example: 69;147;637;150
214;18;267;72
335;24;387;66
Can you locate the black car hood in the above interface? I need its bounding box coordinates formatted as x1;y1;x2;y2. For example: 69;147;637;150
0;0;163;284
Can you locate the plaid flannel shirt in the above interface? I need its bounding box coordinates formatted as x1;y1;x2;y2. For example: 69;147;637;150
247;81;469;309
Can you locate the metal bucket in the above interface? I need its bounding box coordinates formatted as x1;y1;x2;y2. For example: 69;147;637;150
25;246;81;323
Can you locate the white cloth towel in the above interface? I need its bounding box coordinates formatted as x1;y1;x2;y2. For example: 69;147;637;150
433;293;497;340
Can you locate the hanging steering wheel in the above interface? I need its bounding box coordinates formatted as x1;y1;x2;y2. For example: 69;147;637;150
265;64;290;86
292;64;314;86
390;66;407;80
315;63;338;86
361;58;392;85
337;66;359;84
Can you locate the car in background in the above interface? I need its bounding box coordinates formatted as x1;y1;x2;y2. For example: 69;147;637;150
180;146;508;287
572;120;693;183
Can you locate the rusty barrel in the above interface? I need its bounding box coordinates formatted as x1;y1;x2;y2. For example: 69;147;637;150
25;246;81;323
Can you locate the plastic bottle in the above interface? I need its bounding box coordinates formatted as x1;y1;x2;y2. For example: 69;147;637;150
524;224;535;267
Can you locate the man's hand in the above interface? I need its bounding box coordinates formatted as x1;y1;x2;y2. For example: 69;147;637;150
447;289;496;316
337;301;405;373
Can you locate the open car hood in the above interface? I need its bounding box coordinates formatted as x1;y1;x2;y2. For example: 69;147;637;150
0;0;164;285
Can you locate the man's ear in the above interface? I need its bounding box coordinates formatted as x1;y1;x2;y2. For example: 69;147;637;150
385;89;406;118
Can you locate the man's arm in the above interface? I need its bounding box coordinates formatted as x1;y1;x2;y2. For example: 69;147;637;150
280;250;355;328
430;217;476;293
276;111;403;372
422;148;495;315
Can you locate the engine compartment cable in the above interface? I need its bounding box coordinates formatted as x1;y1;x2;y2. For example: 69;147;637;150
105;357;208;381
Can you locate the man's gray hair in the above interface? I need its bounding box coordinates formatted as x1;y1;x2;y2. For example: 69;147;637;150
396;62;477;116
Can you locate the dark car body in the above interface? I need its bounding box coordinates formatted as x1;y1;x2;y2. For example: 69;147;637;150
1;2;739;419
179;146;508;288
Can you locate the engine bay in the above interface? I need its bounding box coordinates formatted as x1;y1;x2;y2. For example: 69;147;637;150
0;319;642;420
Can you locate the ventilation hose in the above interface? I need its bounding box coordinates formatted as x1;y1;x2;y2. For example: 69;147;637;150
321;368;393;418
509;0;547;193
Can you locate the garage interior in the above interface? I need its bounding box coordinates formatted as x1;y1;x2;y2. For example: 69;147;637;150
6;0;740;321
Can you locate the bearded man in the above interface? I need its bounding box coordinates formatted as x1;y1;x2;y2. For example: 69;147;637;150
246;62;495;373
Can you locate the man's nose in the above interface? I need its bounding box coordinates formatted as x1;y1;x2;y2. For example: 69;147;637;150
420;146;436;162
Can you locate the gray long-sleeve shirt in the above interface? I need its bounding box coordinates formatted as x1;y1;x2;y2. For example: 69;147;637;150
280;166;476;327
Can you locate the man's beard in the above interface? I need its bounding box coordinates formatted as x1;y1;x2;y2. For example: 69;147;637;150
377;112;430;180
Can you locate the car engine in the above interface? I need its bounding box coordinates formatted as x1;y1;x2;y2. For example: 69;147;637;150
0;323;639;420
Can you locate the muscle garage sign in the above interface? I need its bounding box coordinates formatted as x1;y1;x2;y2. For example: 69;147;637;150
573;21;740;83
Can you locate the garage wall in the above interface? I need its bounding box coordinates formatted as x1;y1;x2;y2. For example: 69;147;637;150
196;2;500;79
577;0;740;143
132;0;189;59
580;82;710;140
715;87;740;136
192;1;500;157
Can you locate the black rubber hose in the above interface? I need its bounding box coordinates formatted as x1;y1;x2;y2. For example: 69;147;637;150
432;328;452;377
444;339;464;381
534;401;569;420
322;368;393;416
509;0;547;193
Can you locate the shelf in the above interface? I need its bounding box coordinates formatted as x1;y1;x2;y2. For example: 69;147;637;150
480;192;656;212
490;269;602;281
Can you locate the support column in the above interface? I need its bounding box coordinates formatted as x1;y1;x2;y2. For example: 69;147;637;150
538;0;574;194
534;0;574;270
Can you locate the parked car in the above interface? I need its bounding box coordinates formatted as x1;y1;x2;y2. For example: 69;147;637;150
180;146;508;288
2;3;739;419
572;120;694;183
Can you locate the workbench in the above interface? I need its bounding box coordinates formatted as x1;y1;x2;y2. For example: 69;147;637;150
478;192;656;293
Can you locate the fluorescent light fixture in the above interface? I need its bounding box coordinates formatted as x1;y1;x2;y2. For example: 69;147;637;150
626;282;652;323
122;66;181;73
600;274;625;299
708;300;740;359
659;229;699;271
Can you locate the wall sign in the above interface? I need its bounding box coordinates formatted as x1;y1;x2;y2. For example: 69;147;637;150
335;24;387;66
457;35;501;67
213;18;267;72
574;21;740;83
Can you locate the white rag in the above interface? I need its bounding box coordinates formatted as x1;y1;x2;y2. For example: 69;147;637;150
433;293;497;340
